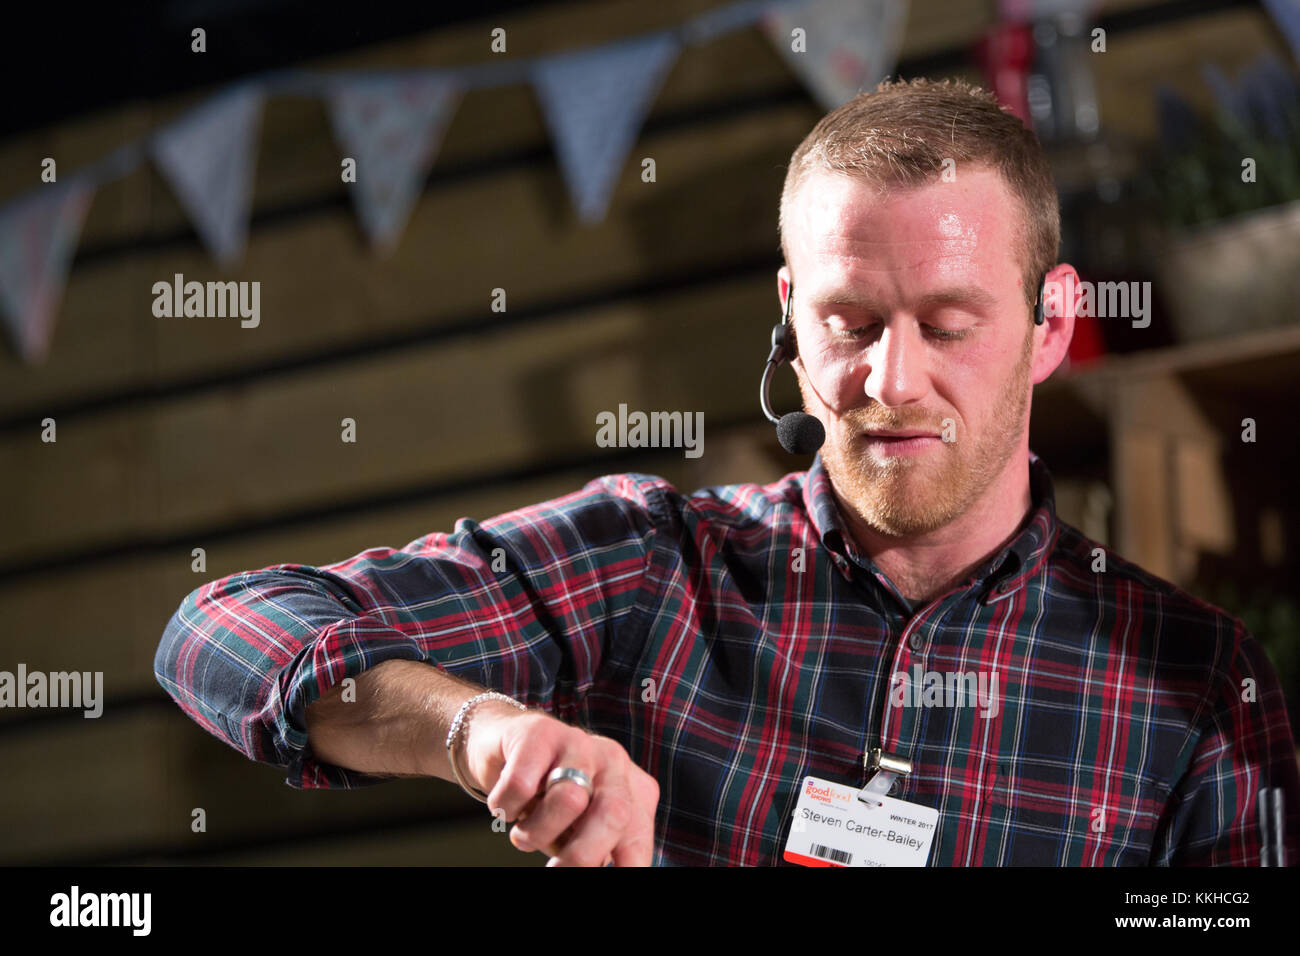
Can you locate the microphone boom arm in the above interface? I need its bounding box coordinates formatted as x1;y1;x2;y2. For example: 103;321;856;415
759;286;825;454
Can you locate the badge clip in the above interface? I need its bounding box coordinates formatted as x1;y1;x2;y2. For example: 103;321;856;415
858;748;911;807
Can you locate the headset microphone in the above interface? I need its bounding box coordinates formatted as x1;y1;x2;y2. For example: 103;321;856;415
760;284;826;454
763;274;1047;454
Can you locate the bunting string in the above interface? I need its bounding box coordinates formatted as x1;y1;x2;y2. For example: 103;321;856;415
0;0;910;364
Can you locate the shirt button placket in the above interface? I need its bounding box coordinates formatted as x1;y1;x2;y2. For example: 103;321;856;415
884;620;926;782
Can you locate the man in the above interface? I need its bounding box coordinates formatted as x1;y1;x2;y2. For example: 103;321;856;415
156;77;1299;866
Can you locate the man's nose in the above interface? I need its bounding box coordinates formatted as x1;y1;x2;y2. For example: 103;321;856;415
863;324;928;407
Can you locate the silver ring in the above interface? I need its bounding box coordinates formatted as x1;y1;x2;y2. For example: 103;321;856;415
546;766;594;798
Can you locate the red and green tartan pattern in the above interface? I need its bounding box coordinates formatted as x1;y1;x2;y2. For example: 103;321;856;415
156;452;1300;865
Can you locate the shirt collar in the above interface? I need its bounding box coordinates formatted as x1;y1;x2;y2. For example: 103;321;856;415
801;449;1059;601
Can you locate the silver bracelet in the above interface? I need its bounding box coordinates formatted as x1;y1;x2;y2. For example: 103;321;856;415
444;691;526;802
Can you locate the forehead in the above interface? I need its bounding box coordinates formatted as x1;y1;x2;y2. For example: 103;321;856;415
786;166;1020;292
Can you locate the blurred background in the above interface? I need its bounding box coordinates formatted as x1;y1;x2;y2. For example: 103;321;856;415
1;0;1298;865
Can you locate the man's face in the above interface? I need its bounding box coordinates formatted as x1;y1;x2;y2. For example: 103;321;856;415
781;165;1038;538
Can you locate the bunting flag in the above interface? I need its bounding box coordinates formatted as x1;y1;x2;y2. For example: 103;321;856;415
0;181;95;364
0;0;902;363
326;74;462;253
150;85;264;265
760;0;910;111
681;0;780;45
532;31;681;224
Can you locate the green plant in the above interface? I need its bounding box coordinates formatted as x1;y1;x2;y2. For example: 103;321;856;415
1138;55;1300;230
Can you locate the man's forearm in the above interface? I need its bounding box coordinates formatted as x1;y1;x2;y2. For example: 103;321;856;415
303;659;496;782
305;658;658;865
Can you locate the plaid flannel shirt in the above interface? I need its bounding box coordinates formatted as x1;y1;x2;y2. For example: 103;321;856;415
156;451;1300;865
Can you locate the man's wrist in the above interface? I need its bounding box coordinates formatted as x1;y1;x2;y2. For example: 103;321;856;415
446;693;527;798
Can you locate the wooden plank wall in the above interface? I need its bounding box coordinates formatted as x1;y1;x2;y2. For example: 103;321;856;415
0;0;1287;864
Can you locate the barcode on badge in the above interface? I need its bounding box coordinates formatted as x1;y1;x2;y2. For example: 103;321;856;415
809;843;852;865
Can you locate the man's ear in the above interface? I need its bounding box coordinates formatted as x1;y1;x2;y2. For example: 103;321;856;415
777;265;792;316
1030;264;1078;386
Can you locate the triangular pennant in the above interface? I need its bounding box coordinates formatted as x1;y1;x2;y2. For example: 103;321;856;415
760;0;910;111
327;74;462;253
532;31;680;224
681;0;776;46
0;180;95;364
151;86;263;265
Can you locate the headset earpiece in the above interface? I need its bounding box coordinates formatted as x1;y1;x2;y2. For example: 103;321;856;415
760;281;826;454
1033;271;1048;326
778;282;796;359
770;320;790;363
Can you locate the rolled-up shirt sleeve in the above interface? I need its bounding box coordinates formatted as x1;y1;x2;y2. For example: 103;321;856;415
154;473;666;789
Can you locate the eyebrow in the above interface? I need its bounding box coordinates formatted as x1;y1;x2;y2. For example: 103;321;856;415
806;285;999;314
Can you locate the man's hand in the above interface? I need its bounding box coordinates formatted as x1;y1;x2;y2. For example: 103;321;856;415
461;702;659;866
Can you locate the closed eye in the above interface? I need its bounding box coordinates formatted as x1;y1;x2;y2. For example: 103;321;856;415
926;326;968;341
836;325;968;342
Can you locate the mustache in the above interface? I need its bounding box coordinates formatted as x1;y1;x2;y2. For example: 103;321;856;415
796;373;951;432
838;406;949;432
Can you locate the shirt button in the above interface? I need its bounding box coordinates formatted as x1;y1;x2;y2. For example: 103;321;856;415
888;779;901;796
908;631;925;651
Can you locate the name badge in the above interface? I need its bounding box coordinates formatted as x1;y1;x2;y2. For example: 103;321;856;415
783;774;939;867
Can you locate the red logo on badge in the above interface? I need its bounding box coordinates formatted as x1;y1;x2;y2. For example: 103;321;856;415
805;780;833;803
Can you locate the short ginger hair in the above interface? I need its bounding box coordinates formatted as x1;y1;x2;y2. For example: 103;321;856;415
779;76;1060;313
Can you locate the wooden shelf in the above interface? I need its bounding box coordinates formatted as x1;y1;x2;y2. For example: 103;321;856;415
1056;321;1300;385
1032;322;1300;586
1035;321;1300;433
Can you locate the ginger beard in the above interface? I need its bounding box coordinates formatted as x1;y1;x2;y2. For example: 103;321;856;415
801;321;1034;538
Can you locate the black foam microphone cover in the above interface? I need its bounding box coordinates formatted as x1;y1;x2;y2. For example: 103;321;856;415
776;412;825;455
